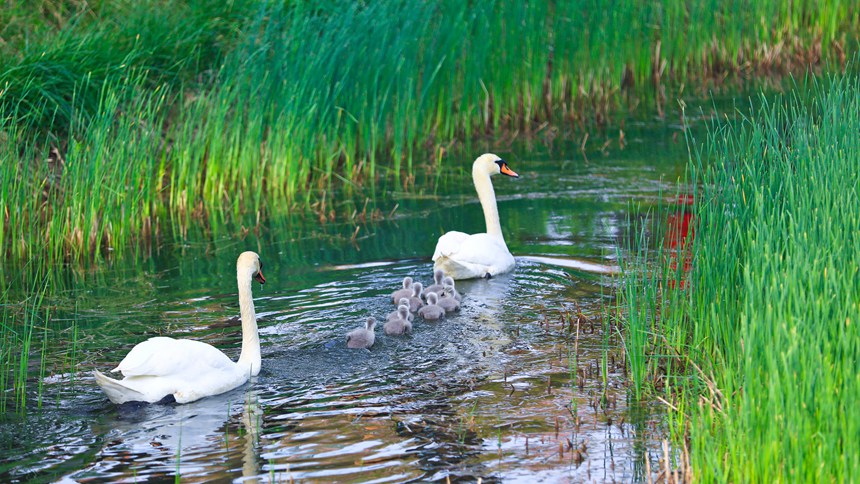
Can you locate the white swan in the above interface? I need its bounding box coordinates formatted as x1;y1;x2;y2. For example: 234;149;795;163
433;153;519;279
93;251;266;404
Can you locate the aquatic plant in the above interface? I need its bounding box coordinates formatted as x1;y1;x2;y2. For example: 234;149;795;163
619;71;860;480
0;261;51;415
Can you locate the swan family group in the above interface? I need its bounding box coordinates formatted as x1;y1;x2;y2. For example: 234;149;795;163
94;154;519;404
344;270;463;349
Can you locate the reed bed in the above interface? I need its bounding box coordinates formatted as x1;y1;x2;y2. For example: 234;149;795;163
1;0;858;264
619;72;860;480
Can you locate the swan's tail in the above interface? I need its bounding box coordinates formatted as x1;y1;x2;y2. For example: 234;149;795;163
93;370;147;404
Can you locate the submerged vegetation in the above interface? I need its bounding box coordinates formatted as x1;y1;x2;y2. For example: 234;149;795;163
619;72;860;480
1;0;858;262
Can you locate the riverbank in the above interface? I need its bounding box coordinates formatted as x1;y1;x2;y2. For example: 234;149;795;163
620;71;860;481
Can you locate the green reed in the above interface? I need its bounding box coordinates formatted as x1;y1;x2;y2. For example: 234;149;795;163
0;260;50;415
2;0;858;264
619;71;860;480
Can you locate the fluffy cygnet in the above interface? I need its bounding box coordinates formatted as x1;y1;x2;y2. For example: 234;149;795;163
441;276;462;301
407;282;425;313
418;292;445;321
437;287;461;313
423;269;446;296
384;305;413;335
391;277;414;304
346;317;376;349
387;298;411;322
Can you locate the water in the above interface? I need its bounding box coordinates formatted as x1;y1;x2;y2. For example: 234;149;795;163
0;121;695;482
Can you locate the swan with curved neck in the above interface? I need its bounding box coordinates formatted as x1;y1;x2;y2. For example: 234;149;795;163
432;153;519;279
93;251;266;404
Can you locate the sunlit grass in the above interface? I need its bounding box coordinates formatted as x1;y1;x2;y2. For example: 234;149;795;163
619;71;860;480
0;260;51;415
2;0;858;264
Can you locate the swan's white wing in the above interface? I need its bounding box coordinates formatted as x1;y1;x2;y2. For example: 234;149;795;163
115;337;235;377
432;231;470;261
448;233;510;265
433;233;515;279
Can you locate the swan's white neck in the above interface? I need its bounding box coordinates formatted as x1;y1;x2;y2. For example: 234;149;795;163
473;165;504;241
237;273;261;376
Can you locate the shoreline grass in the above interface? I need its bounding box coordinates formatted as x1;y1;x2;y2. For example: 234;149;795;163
1;1;858;263
619;71;860;480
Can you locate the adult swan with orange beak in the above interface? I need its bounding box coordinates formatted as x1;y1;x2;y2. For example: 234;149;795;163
432;153;519;280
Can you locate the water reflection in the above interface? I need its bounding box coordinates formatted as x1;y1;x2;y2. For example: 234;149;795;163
65;386;263;481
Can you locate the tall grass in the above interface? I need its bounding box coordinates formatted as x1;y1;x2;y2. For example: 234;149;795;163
0;259;52;415
619;72;860;480
2;0;858;264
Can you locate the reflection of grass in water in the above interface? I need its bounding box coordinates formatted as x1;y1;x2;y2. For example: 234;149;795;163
619;72;860;480
2;0;859;263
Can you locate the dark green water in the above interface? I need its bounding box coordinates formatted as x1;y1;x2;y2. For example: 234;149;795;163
0;115;699;482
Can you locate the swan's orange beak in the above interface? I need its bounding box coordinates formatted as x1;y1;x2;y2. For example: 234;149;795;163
500;162;519;178
254;271;266;284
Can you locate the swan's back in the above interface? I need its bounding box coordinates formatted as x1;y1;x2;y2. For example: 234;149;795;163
114;337;235;377
433;233;514;280
432;231;470;261
96;337;250;404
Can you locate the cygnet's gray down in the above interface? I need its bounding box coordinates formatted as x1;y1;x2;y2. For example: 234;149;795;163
437;287;461;313
346;317;377;349
387;298;411;322
384;305;413;335
418;292;445;321
391;277;414;304
408;282;425;313
442;276;462;301
423;269;446;296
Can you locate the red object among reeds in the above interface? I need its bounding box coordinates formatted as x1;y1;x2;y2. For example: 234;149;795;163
666;194;694;289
